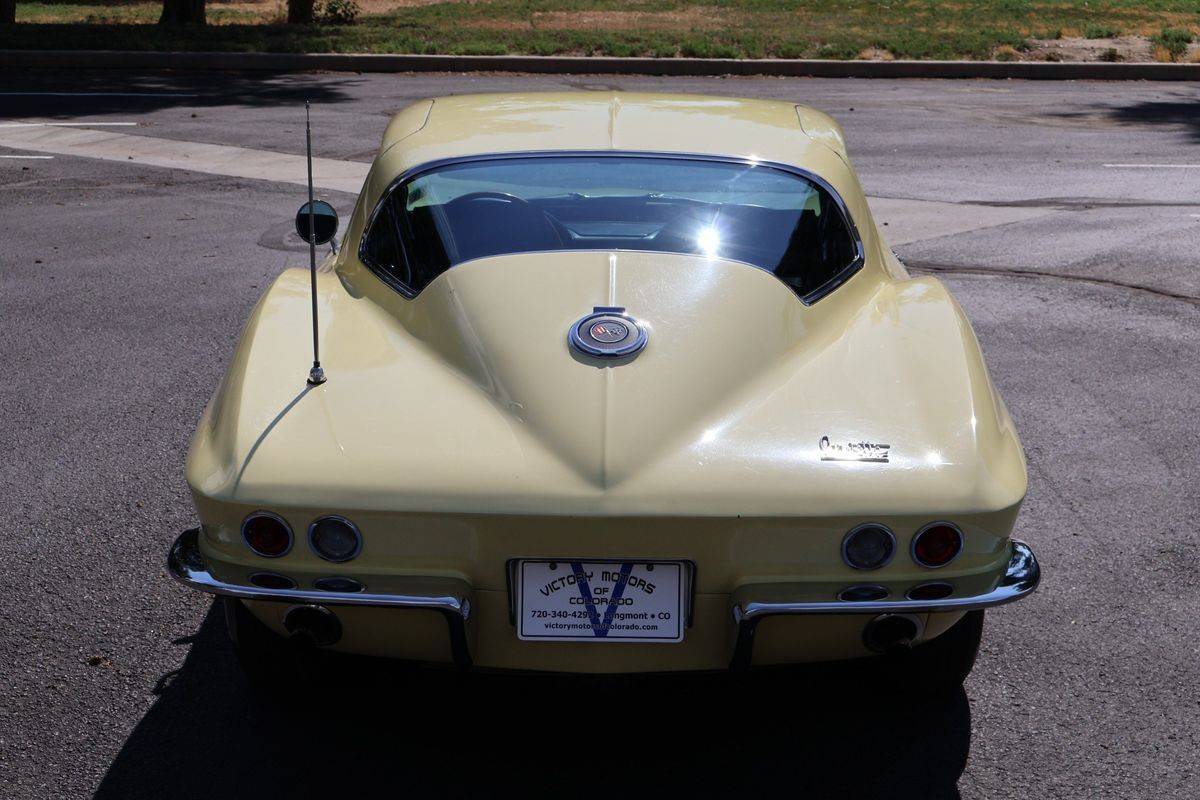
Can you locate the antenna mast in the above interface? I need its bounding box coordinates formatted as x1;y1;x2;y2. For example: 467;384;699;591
305;100;326;386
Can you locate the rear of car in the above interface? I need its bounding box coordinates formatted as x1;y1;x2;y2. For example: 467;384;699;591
169;93;1038;682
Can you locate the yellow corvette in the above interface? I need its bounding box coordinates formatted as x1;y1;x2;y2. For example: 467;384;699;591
169;92;1039;687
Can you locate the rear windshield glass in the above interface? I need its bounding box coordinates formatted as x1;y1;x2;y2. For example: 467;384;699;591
361;155;861;301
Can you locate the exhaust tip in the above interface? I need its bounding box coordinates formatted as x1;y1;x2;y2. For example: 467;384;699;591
284;604;342;647
863;613;922;654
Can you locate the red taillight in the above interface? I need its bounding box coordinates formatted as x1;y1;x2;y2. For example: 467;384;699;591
242;512;293;558
912;523;963;568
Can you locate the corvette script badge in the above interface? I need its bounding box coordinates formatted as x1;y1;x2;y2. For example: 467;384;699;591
819;435;891;463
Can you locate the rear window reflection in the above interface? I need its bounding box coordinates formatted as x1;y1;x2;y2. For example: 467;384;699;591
361;155;861;301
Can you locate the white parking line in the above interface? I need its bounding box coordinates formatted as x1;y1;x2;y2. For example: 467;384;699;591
869;196;1056;246
0;155;54;159
0;124;1064;244
0;122;139;128
0;124;368;193
1104;163;1200;169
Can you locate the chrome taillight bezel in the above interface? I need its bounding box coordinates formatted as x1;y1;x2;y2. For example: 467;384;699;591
241;511;294;558
840;523;897;571
910;521;964;569
307;515;363;563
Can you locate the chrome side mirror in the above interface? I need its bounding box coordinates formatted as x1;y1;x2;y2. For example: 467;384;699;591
295;200;339;246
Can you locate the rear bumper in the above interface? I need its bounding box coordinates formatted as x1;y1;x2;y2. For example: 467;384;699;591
168;529;1039;672
168;528;475;667
729;540;1040;668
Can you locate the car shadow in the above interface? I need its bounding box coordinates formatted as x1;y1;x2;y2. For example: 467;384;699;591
96;603;970;799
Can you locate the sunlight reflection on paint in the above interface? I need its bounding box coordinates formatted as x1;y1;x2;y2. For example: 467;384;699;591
696;226;721;257
925;450;945;466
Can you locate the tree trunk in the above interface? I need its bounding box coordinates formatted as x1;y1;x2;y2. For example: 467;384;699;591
288;0;315;24
159;0;205;25
1;0;17;26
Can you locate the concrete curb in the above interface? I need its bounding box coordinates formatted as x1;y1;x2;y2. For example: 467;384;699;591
4;50;1200;79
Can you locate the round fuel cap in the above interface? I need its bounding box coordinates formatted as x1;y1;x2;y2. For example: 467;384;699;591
568;307;648;359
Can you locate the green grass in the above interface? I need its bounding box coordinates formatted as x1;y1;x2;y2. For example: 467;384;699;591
4;0;1199;60
1151;26;1194;60
1083;23;1121;38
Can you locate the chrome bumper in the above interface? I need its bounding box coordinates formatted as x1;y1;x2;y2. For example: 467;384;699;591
729;540;1040;669
171;529;1037;673
167;528;475;668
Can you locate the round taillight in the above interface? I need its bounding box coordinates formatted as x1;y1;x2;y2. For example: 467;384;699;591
841;524;896;570
308;516;362;563
912;523;963;568
242;512;293;558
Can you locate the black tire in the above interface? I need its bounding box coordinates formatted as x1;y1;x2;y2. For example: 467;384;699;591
906;610;985;693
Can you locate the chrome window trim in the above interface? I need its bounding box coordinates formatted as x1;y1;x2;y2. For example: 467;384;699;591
241;510;294;559
841;522;897;571
358;150;866;305
307;514;364;563
910;521;965;569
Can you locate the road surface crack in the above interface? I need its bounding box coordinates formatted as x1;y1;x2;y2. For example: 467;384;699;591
909;261;1200;304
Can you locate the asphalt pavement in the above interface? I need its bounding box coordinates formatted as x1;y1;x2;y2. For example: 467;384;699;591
1;72;1198;799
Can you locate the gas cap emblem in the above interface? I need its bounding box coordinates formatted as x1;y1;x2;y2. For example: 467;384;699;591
568;306;648;359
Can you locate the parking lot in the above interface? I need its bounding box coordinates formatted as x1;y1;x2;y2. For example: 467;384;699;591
2;72;1198;799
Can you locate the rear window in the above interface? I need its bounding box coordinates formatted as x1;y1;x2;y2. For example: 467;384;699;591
360;155;862;302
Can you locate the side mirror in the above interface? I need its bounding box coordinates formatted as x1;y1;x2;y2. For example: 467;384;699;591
295;200;339;246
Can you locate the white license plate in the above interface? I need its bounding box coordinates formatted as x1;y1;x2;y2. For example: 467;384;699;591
516;560;686;642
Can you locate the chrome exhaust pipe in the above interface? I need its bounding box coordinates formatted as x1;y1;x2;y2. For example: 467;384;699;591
284;604;342;647
863;613;923;655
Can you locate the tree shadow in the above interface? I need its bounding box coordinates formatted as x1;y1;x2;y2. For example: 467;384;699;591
1105;92;1200;143
0;64;362;119
97;603;971;799
20;0;157;5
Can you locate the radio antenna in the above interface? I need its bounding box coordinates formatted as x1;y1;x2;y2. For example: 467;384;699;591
304;100;326;386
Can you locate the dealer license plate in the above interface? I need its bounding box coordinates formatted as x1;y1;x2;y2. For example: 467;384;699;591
515;560;686;642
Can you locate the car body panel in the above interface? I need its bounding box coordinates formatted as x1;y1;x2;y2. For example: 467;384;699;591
187;257;1024;517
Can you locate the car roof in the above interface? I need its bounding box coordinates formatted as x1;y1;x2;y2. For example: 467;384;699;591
347;92;874;268
376;92;848;173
